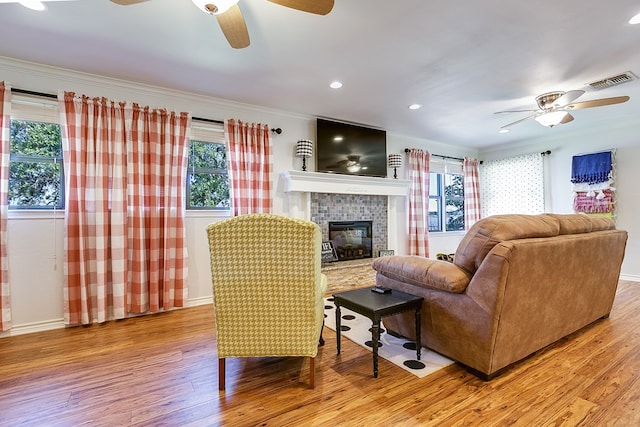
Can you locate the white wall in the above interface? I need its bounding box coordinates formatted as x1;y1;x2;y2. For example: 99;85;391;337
0;58;477;334
479;117;640;280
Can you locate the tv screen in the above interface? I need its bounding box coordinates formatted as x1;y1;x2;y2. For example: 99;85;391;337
315;118;387;177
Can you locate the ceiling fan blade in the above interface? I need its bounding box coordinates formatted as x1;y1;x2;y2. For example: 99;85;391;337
110;0;149;5
552;90;585;107
216;4;250;49
494;109;539;114
564;96;630;110
501;114;538;129
267;0;334;15
560;113;574;124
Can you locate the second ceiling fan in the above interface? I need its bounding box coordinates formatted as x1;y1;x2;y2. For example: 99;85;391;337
495;90;630;129
112;0;334;49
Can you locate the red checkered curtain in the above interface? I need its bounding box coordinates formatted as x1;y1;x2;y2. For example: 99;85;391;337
127;104;189;313
226;119;272;215
0;82;11;331
407;149;430;257
463;157;481;229
60;92;189;325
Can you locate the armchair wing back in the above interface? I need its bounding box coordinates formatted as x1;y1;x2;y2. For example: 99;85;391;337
207;213;327;389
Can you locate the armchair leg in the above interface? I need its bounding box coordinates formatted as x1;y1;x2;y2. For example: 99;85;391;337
309;356;315;388
319;320;325;347
218;358;226;391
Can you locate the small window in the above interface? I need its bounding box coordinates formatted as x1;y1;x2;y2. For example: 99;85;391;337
428;171;465;232
9;119;64;209
187;140;229;209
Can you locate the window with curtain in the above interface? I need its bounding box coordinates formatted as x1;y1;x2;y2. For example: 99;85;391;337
480;153;545;217
187;121;229;210
428;159;465;232
8;100;63;209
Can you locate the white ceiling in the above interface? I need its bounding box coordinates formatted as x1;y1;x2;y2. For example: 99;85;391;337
1;0;640;149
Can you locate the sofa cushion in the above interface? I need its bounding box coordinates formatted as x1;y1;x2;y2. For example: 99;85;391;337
454;214;560;275
543;213;615;234
372;255;472;293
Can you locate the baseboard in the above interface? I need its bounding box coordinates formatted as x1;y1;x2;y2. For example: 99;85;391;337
619;274;640;282
0;318;66;338
0;296;214;338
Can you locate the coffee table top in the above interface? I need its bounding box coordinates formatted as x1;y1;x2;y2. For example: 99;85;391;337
332;287;422;318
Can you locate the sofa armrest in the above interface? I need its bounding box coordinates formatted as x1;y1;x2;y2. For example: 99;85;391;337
372;256;472;293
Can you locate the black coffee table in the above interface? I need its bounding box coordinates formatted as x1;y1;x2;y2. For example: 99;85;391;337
332;287;423;378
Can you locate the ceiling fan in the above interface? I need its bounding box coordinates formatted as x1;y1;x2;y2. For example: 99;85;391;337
495;90;630;129
111;0;334;49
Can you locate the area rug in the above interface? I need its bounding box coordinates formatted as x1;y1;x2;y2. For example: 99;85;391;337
323;297;454;378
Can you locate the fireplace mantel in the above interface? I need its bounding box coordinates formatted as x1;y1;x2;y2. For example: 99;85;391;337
280;171;409;254
281;170;410;196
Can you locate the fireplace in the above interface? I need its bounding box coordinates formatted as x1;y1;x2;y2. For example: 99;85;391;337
328;221;373;261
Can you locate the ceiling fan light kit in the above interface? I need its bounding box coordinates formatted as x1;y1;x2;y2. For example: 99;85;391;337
534;111;569;127
497;86;631;130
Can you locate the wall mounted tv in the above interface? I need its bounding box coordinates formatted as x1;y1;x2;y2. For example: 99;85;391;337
315;118;387;177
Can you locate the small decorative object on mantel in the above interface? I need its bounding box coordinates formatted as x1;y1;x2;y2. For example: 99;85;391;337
388;154;402;179
296;139;313;172
378;250;395;257
321;241;338;262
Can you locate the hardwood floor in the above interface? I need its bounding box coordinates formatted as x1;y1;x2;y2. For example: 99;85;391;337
2;279;640;426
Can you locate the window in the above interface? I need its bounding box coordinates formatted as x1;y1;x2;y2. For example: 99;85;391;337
187;122;229;210
8;97;230;211
428;160;465;232
9;119;64;210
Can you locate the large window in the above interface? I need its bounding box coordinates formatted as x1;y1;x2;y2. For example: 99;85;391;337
187;121;229;210
7;99;231;211
428;161;465;232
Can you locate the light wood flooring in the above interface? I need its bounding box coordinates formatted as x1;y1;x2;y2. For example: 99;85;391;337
1;269;640;426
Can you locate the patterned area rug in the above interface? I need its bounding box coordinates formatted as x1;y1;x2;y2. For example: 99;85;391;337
323;297;454;378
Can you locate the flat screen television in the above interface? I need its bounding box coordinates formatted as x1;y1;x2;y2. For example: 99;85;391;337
315;118;387;177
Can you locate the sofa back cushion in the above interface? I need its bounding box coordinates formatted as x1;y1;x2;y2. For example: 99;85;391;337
454;214;560;275
543;213;615;234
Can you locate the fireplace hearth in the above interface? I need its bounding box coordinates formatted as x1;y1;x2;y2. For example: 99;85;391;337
328;221;373;261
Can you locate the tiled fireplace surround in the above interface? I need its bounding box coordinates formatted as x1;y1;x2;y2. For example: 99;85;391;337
281;171;410;259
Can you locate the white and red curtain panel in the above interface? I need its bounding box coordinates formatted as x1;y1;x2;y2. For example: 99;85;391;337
226;119;272;215
407;149;430;257
60;92;189;325
0;82;11;331
463;157;481;229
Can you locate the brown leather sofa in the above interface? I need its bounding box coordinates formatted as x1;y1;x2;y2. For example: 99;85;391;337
372;213;628;379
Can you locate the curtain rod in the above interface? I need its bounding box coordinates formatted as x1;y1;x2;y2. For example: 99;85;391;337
10;88;233;127
12;88;58;100
404;148;464;162
479;150;551;165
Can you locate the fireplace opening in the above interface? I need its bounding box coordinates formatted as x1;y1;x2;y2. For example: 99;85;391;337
328;221;373;261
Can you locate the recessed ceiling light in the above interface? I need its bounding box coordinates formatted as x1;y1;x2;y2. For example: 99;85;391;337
499;129;509;134
329;81;343;89
408;103;422;110
629;12;640;24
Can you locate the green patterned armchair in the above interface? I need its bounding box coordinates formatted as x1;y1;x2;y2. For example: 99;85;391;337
207;213;328;390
